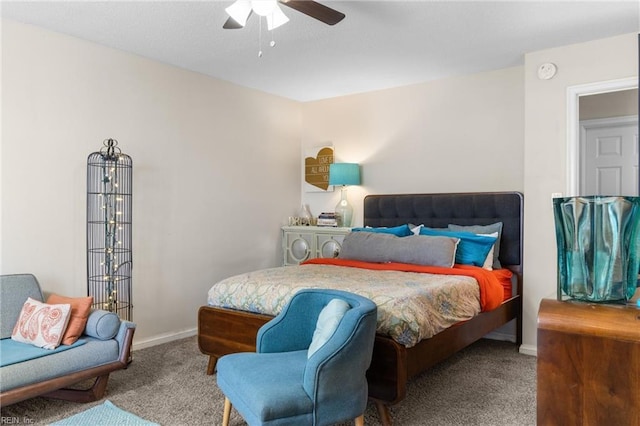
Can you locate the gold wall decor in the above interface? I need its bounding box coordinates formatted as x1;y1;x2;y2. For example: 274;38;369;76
304;145;334;192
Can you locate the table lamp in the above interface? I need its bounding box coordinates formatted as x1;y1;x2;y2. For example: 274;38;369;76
329;163;361;227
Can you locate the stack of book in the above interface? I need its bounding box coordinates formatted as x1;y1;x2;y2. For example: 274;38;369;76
317;212;338;227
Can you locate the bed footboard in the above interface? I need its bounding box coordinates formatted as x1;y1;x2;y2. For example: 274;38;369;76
197;306;271;374
197;295;520;396
197;305;408;402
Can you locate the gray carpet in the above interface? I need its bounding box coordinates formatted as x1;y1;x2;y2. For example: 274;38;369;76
1;337;536;425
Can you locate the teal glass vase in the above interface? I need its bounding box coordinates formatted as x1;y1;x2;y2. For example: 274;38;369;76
553;196;640;302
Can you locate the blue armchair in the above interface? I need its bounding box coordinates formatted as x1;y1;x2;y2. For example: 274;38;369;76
216;289;378;426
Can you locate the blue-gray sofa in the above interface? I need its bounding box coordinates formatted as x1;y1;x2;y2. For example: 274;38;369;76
0;274;136;407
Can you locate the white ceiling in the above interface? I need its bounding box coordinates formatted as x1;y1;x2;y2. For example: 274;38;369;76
1;1;638;102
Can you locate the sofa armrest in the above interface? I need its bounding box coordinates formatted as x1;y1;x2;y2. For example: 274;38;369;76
114;321;136;361
82;310;136;361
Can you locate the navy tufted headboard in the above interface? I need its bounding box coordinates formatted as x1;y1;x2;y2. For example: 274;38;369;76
363;192;524;267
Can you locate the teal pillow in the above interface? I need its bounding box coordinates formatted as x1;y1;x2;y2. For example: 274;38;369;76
419;227;497;267
351;224;413;237
448;222;503;269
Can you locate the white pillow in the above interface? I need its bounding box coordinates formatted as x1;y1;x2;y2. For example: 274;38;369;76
480;232;499;270
11;297;72;349
409;224;423;235
307;298;350;358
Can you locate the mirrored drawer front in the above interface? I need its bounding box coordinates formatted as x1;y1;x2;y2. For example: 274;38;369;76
316;234;344;259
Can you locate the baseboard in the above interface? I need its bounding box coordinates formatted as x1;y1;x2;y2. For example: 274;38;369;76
518;343;537;357
132;328;197;351
484;329;537;357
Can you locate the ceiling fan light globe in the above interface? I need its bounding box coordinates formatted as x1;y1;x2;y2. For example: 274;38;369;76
266;7;289;30
225;0;252;27
251;0;278;17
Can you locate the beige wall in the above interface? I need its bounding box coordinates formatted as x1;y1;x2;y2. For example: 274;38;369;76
300;66;525;224
579;88;638;120
1;20;302;347
523;33;637;352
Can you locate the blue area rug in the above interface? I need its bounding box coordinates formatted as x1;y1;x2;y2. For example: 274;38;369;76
51;400;159;425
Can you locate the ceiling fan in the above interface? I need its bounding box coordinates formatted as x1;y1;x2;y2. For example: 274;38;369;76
223;0;346;30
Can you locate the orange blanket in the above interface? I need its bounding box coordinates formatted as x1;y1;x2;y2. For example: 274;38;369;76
302;258;511;311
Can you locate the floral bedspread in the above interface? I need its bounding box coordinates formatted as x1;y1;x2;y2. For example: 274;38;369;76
207;263;481;348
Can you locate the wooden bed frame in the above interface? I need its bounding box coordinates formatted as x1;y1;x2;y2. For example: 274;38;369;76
198;192;523;425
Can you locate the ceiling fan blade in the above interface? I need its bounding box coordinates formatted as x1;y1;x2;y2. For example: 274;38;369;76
279;0;345;25
223;17;244;29
223;6;253;29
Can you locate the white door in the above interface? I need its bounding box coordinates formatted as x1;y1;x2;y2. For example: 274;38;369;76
580;116;639;196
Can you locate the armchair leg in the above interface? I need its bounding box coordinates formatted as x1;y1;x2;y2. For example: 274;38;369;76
374;401;393;426
355;414;364;426
222;397;232;426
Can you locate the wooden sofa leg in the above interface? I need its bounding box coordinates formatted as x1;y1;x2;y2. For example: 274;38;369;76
43;374;110;403
222;397;232;426
355;414;364;426
207;356;218;375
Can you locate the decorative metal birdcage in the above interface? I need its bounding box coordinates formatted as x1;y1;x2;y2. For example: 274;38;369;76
87;139;133;321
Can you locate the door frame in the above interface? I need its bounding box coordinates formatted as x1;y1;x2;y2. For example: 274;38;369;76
566;77;637;196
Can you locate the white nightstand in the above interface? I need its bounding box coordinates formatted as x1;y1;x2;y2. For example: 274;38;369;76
282;226;351;266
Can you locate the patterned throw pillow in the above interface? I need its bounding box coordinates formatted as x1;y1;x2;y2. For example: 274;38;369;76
46;294;93;345
11;297;72;349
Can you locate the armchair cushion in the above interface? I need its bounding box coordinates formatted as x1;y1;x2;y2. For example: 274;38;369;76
217;350;313;425
308;298;350;358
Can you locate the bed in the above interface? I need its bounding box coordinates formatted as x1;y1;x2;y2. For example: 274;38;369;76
198;192;523;425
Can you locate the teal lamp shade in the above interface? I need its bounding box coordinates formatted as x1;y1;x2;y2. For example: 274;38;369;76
329;163;360;227
329;163;361;186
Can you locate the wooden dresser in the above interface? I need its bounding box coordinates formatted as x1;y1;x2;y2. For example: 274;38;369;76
537;298;640;426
